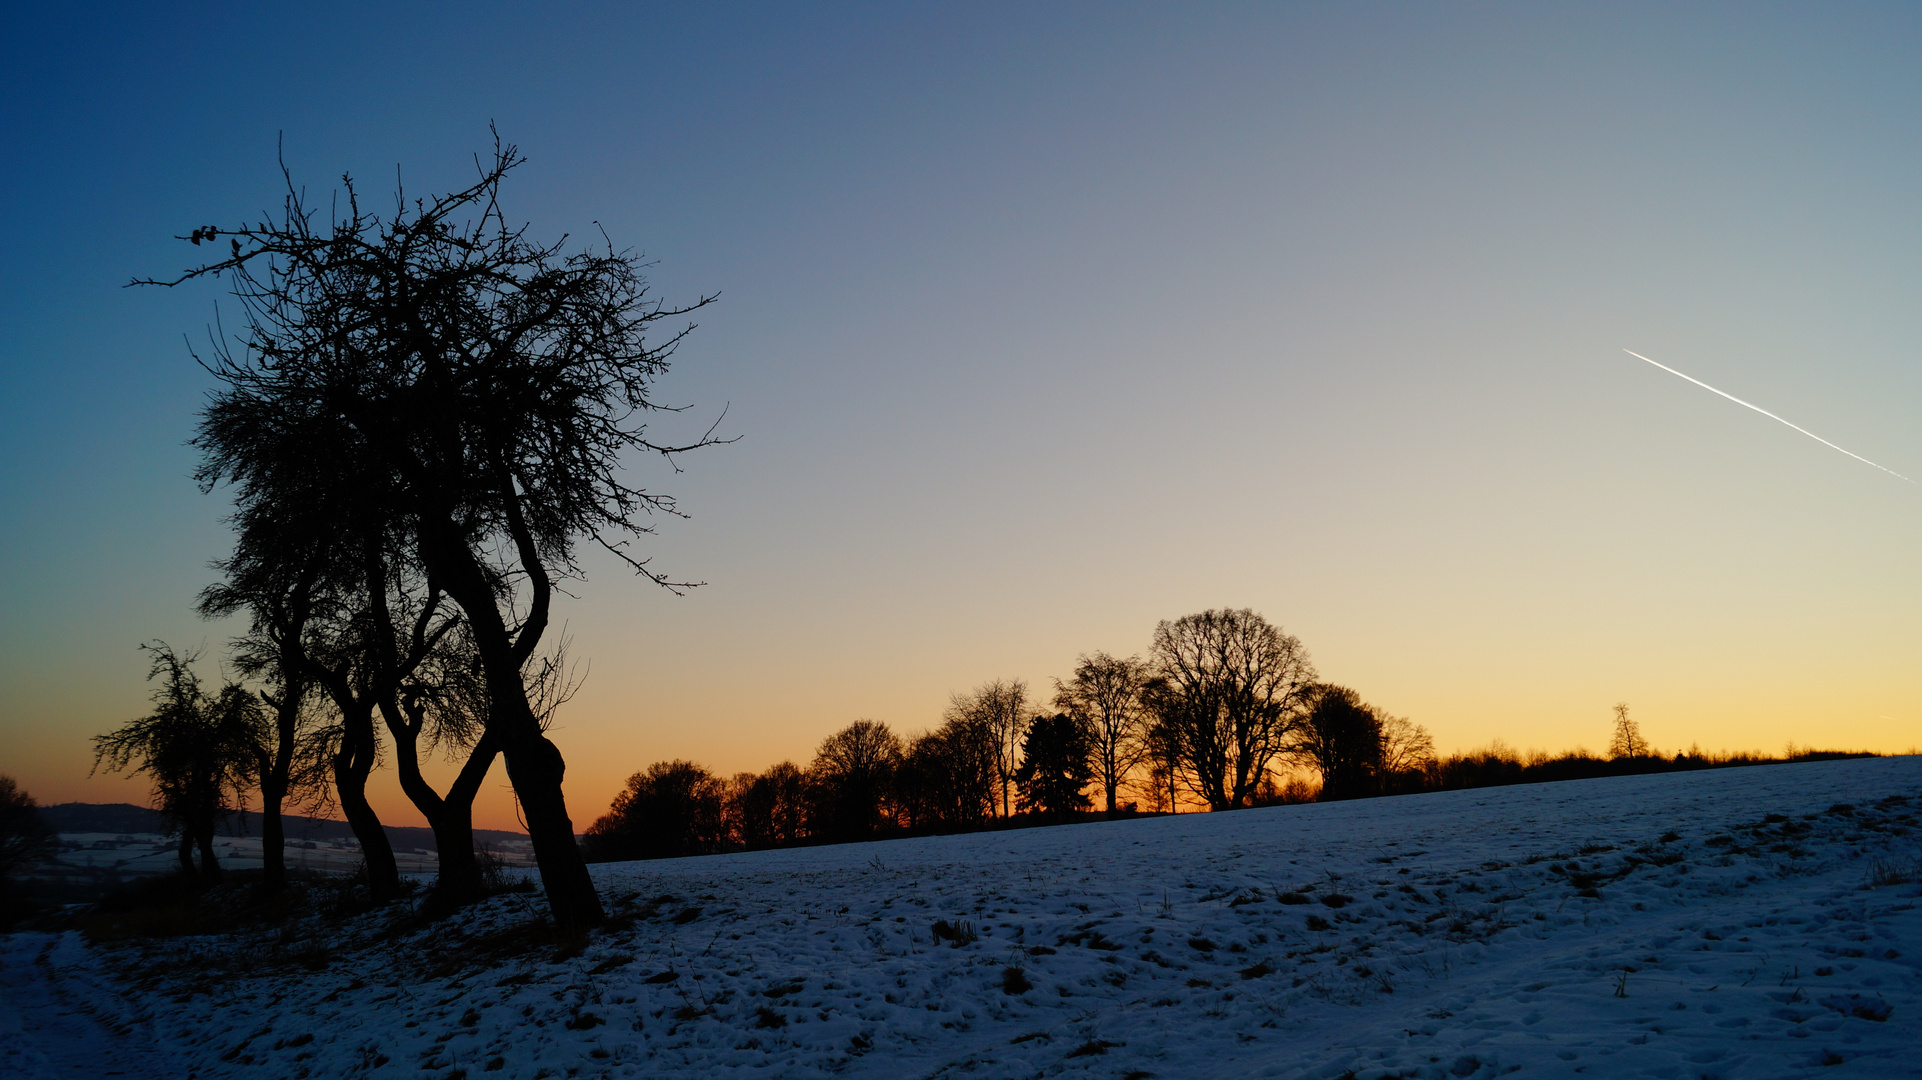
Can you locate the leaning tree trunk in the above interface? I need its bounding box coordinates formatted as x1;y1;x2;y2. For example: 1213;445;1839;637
333;707;402;901
424;531;604;933
498;724;602;930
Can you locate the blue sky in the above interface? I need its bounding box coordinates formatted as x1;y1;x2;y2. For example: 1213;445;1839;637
5;4;1920;828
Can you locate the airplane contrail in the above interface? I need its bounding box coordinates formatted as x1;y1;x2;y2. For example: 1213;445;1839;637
1623;349;1913;484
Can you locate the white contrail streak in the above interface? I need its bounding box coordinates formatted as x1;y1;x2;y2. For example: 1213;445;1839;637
1622;349;1913;484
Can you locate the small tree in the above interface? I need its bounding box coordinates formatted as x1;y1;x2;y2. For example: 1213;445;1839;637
92;644;267;880
1013;713;1094;818
1377;711;1435;774
0;776;56;911
1054;653;1149;815
1376;710;1437;794
1608;702;1648;762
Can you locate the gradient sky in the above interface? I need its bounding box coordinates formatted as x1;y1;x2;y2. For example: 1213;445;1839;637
4;3;1920;833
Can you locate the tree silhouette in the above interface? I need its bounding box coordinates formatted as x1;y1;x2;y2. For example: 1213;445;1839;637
92;645;267;880
736;761;810;848
946;680;1029;818
808;720;903;841
1377;710;1436;775
584;760;728;861
186;285;419;898
203;568;332;896
1054;653;1149;815
896;720;997;831
147;134;724;929
1376;709;1437;794
1147;609;1317;810
378;622;545;906
0;776;55;913
1608;702;1648;762
1295;684;1384;800
1140;712;1184;813
244;537;456;902
1013;712;1093;818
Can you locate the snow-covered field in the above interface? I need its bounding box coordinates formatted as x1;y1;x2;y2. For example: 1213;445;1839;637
4;756;1919;1079
39;832;439;880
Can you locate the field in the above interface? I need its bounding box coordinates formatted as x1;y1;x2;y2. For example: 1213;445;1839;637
4;756;1919;1079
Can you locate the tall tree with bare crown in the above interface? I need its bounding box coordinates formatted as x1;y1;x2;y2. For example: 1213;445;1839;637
1147;609;1316;811
143;133;725;931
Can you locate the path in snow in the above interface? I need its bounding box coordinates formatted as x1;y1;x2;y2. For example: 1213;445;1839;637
17;756;1922;1079
0;931;186;1079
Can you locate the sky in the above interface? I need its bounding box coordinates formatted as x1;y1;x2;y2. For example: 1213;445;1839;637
3;3;1920;834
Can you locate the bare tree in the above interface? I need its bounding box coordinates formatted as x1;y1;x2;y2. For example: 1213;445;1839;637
152;133;725;930
1608;702;1648;762
947;679;1029;818
381;630;577;902
1147;609;1317;811
1138;714;1183;814
1376;709;1437;793
1377;710;1436;774
718;772;753;850
809;720;903;841
896;719;998;832
185;266;426;900
1054;653;1149;815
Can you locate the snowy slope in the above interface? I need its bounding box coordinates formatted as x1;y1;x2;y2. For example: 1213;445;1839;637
6;756;1919;1079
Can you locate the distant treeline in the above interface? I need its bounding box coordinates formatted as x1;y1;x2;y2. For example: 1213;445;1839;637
583;608;1881;862
581;727;1875;863
1386;742;1874;795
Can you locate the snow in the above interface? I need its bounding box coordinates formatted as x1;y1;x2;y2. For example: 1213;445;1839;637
37;832;420;879
4;756;1919;1079
0;931;185;1078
